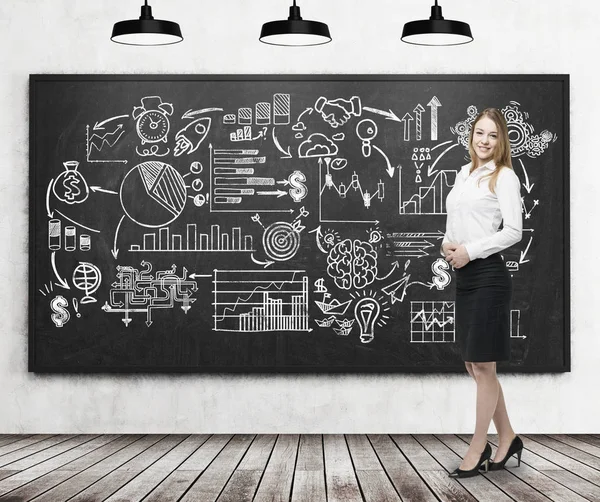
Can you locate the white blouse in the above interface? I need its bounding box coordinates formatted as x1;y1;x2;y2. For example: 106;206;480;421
442;160;523;261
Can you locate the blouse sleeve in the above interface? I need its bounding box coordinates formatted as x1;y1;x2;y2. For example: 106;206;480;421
464;169;523;260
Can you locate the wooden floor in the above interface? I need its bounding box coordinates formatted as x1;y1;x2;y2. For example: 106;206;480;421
0;434;598;502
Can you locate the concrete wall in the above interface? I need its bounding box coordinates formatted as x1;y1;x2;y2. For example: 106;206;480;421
1;0;597;432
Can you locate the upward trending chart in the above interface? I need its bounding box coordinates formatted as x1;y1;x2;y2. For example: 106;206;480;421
32;76;562;372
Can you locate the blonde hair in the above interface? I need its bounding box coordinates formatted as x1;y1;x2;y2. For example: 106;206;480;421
468;108;513;194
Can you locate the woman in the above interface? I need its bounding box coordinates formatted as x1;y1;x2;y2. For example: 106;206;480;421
442;108;524;478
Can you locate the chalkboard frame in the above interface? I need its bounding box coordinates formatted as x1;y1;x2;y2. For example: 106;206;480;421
29;74;570;374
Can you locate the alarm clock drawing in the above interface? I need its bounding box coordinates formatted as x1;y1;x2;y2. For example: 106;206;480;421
132;96;174;145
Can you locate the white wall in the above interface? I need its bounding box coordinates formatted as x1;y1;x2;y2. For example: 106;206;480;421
1;0;597;433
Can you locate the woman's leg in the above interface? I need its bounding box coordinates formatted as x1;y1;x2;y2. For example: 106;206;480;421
491;381;516;461
459;361;499;469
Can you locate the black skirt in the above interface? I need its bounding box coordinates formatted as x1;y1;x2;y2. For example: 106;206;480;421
455;253;512;362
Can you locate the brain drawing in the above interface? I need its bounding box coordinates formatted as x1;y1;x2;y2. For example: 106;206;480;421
326;239;378;290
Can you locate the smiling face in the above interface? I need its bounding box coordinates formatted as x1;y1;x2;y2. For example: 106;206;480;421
471;116;498;167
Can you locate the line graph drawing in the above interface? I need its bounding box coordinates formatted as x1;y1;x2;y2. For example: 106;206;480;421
86;124;127;164
213;270;309;332
399;166;457;215
410;301;455;343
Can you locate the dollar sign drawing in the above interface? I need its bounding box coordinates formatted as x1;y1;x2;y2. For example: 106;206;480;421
432;258;451;290
288;170;308;203
50;295;71;328
63;173;81;202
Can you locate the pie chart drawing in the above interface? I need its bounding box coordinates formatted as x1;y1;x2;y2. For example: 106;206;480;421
120;161;187;228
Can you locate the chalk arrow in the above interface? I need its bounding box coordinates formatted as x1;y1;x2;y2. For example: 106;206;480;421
188;273;212;279
377;261;400;281
257;190;287;198
51;252;70;289
308;225;327;254
46;178;54;218
251;253;274;268
427;96;442;141
93;115;128;130
297;107;313;123
519;236;533;264
272;128;292;159
373;145;395;178
112;215;125;259
90;186;118;195
518;159;535;193
401;113;414;141
363;107;402;122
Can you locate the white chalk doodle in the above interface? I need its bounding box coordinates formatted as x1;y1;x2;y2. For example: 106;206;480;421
410;301;455;343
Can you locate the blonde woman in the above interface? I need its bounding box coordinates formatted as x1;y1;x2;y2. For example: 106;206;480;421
442;108;524;478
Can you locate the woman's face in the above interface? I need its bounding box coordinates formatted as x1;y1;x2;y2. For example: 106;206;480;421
472;116;498;166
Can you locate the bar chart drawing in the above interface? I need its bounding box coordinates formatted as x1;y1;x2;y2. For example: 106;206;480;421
399;168;457;215
213;269;310;332
129;224;254;253
410;301;455;343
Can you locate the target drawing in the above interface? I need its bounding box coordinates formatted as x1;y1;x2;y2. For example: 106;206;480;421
262;222;300;262
120;161;187;228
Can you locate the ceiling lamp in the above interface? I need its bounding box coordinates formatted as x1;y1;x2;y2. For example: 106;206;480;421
111;1;183;46
260;1;331;47
401;1;473;46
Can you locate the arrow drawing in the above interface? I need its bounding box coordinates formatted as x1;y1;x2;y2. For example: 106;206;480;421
413;104;425;140
251;253;274;268
112;215;125;259
363;107;402;122
308;225;328;254
518;159;535;193
46;178;54;218
272;127;292;159
90;186;118;195
93;115;129;130
372;145;395;178
182;107;224;119
51;252;70;289
86;125;127;164
376;261;400;281
401;113;413;141
257;190;287;197
519;236;533;264
189;273;212;279
428;142;459;177
427;96;442;141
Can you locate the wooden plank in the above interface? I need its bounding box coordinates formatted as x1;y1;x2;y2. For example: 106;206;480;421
0;435;142;502
102;435;208;502
217;434;276;502
0;436;32;448
0;472;19;483
392;435;477;502
420;435;513;502
27;434;165;502
346;435;400;502
345;434;381;470
322;434;362;502
549;435;600;458
0;434;119;496
0;435;76;469
179;434;255;502
69;435;188;502
483;435;600;502
0;435;56;459
524;435;600;477
439;434;574;502
253;434;299;502
291;435;326;502
368;434;437;502
571;435;600;449
144;435;232;502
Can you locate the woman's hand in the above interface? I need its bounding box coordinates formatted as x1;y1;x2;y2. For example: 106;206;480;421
445;245;471;269
442;242;458;256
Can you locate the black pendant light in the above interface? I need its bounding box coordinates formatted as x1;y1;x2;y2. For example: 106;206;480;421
401;1;473;46
111;1;183;46
260;1;331;47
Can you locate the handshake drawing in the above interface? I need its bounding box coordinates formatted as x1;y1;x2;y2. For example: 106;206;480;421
314;95;362;128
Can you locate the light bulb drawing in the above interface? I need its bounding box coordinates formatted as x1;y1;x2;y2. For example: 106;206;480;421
354;297;381;344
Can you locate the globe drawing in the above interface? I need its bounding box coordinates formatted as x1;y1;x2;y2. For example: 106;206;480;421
73;262;102;304
120;161;187;228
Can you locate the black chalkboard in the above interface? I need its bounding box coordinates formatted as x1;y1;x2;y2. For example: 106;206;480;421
29;75;570;373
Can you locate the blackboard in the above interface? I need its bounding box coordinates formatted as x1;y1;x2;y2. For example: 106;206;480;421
29;75;570;373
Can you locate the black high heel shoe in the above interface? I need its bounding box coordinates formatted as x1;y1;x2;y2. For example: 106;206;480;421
485;436;524;471
449;443;492;478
